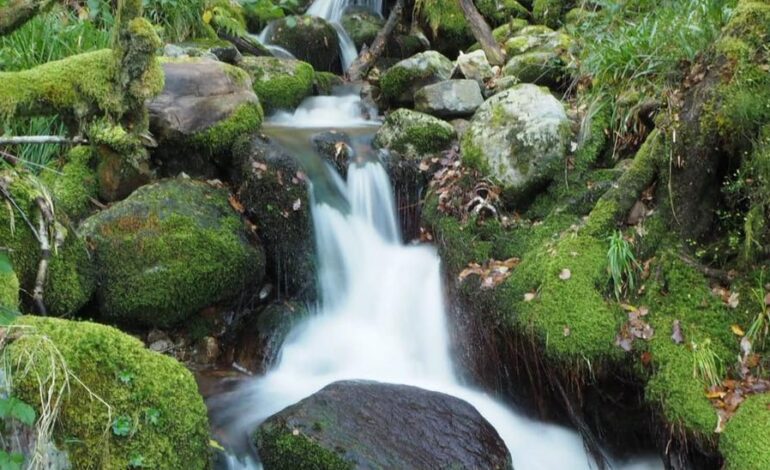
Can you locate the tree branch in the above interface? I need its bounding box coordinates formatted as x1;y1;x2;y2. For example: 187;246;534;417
347;0;405;81
0;0;57;37
0;136;87;145
458;0;505;66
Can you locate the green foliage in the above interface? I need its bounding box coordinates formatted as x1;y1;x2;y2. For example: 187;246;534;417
112;415;134;437
607;230;640;300
0;451;24;470
720;393;770;470
690;338;723;387
0;397;36;426
746;269;769;345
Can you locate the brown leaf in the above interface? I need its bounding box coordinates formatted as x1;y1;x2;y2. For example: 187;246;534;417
727;292;740;309
523;292;536;302
563;326;571;337
671;320;684;344
641;351;652;365
228;195;244;214
731;324;745;337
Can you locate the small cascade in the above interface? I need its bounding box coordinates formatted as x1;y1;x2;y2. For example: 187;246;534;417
268;93;378;128
213;93;663;470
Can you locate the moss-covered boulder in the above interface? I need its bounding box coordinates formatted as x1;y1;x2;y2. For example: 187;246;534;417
167;38;244;64
374;109;456;160
720;393;770;469
341;7;384;49
264;16;341;73
503;25;572;57
255;380;513;469
476;0;529;26
239;56;314;113
414;79;484;118
0;265;19;310
532;0;567;28
80;178;264;327
0;169;95;317
41;146;99;221
503;51;564;87
148;58;263;178
232;135;315;299
462;84;569;203
415;0;474;58
313;71;345;95
379;51;454;104
6;316;210;469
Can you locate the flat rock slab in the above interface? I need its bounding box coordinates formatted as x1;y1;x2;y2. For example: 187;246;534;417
415;79;484;118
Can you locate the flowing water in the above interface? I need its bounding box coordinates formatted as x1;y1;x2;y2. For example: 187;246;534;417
213;88;664;469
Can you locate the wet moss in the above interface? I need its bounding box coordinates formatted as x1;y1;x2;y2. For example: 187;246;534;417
373;109;456;159
720;392;770;469
255;422;352;470
0;270;19;310
475;0;528;26
7;316;210;470
415;0;474;57
80;178;264;327
532;0;566;28
190;101;264;155
240;56;314;112
313;71;343;95
41;146;98;221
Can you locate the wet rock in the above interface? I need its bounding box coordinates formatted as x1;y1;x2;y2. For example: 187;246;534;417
264;16;341;73
379;51;454;104
374;108;456;160
239;56;314;113
232;302;308;373
341;7;384;49
148;59;263;178
462;84;569;203
255;380;513;470
312;130;353;176
80;178;265;327
457;49;495;86
231;135;315;299
414;79;484;118
166;38;243;64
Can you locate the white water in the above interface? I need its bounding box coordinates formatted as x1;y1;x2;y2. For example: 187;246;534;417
269;94;378;127
217;93;663;470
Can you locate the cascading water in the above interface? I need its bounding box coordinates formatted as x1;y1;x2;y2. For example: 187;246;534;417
213;89;663;469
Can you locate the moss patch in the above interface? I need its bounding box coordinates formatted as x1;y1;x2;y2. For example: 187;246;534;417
41;146;98;221
7;316;210;470
240;56;314;113
373;108;456;159
255;421;352;470
190;101;264;155
720;392;770;470
0;270;19;310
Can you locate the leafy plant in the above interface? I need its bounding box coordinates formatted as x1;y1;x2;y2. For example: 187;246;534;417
0;451;24;470
747;269;769;346
607;230;640;300
111;415;133;437
128;452;146;468
117;371;135;385
144;407;161;426
691;338;723;387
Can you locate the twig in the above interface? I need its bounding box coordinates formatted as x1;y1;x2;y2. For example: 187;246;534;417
677;253;735;284
347;0;404;81
0;136;87;146
32;197;54;316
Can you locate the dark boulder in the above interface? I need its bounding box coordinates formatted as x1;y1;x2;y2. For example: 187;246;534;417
312;130;353;176
264;16;341;73
255;380;513;469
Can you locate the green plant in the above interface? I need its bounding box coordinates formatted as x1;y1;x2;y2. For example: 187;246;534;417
691;338;723;387
747;269;769;346
112;415;133;437
607;230;640;300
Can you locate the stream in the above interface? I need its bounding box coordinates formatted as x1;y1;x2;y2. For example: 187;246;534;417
213;0;665;468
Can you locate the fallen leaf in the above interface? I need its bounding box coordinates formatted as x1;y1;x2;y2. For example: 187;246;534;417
731;324;745;337
727;292;740;309
641;351;652;365
292;198;302;211
638;306;649;316
615;334;633;352
563;326;571;337
523;292;536;302
671;320;684;344
765;292;770;306
419;160;431;172
706;390;726;399
559;268;571;280
228;195;244;214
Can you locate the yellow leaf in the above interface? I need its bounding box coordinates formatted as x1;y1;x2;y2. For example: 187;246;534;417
202;10;213;24
731;324;745;336
705;390;725;399
209;439;225;451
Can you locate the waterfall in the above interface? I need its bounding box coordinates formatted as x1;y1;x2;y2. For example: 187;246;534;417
214;93;662;470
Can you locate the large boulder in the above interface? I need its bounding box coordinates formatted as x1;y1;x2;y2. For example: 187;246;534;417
0;169;95;317
374;108;456;160
255;380;513;469
462;84;569;202
239;56;315;113
501;26;574;88
7;316;210;469
148;58;263;178
231;135;315;299
379;51;454;104
264;16;341;73
80;178;264;327
476;0;529;26
414;79;484;118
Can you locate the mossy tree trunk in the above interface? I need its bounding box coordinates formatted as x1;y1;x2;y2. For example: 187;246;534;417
0;0;57;36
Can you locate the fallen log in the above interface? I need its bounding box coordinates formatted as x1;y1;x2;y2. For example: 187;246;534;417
347;0;404;81
458;0;505;66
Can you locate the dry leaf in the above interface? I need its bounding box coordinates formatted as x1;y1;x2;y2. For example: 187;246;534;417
671;320;684;344
559;268;571;280
228;195;244;214
731;324;745;337
523;292;536;302
563;326;571;337
727;292;740;309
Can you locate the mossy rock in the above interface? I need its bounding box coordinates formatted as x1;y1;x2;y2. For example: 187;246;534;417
341;7;384;49
239;56;315;113
503;25;573;57
373;108;456;160
0;169;96;317
0;269;19;310
41;146;99;221
80;178;265;327
720;393;770;469
149;59;264;178
475;0;529;26
172;38;243;64
232;135;315;299
6;316;210;469
379;51;453;104
532;0;567;28
415;0;474;58
313;71;344;95
502;51;565;87
265;16;341;73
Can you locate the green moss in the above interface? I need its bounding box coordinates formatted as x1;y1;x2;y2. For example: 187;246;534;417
313;71;343;95
415;0;474;57
574;102;611;172
0;169;95;316
242;0;285;33
720;393;770;469
0;50;120;122
341;10;384;48
255;422;352;470
379;66;415;102
80;178;264;327
475;0;528;26
0;270;19;310
460;132;488;173
374;109;456;158
241;56;314;112
533;0;566;28
191;101;264;154
7;316;210;470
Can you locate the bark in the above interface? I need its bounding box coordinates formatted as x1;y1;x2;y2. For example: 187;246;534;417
458;0;505;66
347;0;405;81
217;31;272;57
0;0;57;36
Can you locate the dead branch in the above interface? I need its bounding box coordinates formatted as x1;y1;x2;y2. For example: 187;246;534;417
32;196;54;316
347;0;405;81
0;136;87;146
0;0;58;37
458;0;505;66
677;253;736;285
